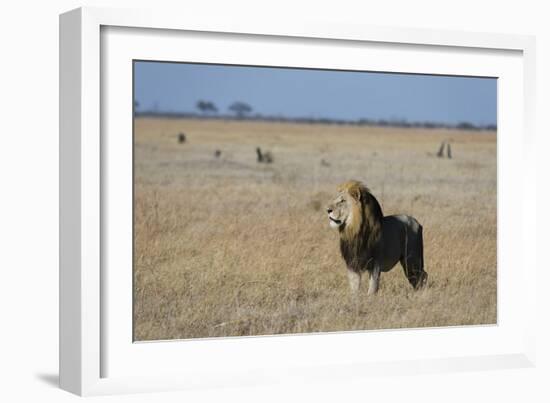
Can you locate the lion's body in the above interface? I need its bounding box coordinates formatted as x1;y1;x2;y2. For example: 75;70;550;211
327;180;427;294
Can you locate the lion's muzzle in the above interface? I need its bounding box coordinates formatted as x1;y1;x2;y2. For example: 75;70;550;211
328;211;343;228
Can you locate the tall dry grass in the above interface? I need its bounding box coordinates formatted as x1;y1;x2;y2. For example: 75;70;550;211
133;118;496;341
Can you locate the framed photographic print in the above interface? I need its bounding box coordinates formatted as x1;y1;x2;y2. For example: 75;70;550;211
60;6;537;396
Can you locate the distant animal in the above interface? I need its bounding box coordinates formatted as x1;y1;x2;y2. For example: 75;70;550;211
178;132;186;144
321;159;331;167
263;151;273;163
326;180;427;295
256;147;273;164
437;141;446;157
214;149;222;158
436;141;453;159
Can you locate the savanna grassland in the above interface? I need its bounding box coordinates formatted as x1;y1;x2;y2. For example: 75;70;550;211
133;117;496;341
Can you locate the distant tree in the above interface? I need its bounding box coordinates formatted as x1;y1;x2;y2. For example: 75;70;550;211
457;121;476;131
229;101;252;118
196;100;205;114
196;100;218;115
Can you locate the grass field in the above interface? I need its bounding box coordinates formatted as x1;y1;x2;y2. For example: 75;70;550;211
133;117;497;341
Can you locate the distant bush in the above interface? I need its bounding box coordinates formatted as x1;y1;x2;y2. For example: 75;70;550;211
134;108;495;132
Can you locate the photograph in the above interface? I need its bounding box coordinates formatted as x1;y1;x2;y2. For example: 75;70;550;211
132;61;497;341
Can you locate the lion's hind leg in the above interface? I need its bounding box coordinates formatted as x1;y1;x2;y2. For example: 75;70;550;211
400;256;427;290
417;271;428;289
399;221;427;290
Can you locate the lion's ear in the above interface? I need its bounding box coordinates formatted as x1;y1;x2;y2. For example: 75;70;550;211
349;187;361;202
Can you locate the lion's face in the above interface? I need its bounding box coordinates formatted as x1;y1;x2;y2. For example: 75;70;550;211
326;191;355;230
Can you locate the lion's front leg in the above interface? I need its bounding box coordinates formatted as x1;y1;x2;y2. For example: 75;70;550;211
347;269;362;293
367;264;380;295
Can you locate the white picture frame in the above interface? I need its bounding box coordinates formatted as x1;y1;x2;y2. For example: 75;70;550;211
59;6;537;396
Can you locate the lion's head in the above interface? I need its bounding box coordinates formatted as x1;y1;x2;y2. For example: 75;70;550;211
326;180;384;271
326;185;358;229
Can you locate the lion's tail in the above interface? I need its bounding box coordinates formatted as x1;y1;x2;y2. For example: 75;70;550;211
419;224;424;272
419;224;430;288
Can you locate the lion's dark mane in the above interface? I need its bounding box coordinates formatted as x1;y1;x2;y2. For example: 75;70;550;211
339;186;384;273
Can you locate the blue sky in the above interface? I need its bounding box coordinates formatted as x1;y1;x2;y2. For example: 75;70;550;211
134;61;497;126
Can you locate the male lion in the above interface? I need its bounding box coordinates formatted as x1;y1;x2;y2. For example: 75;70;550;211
326;180;427;295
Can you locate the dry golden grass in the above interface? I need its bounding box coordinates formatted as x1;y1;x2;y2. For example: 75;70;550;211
133;117;496;341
